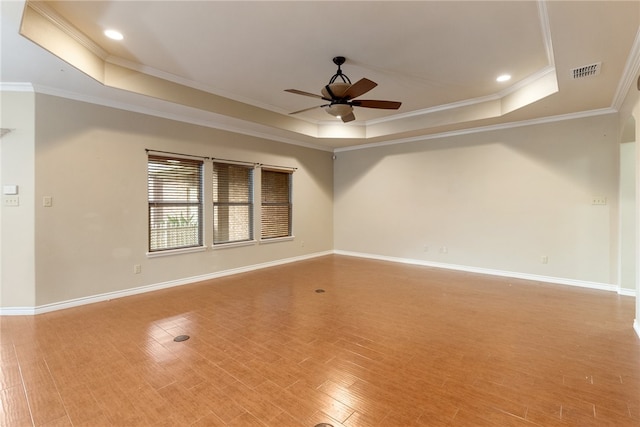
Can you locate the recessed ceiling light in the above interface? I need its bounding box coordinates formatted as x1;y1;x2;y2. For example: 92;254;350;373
104;29;124;41
496;74;511;83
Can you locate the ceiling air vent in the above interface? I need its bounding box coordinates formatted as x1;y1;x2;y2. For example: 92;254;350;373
571;62;601;79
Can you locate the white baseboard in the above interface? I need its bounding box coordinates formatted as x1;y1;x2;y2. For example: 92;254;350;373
0;250;333;316
334;250;627;294
618;287;637;297
0;307;36;315
635;319;640;339
1;249;635;316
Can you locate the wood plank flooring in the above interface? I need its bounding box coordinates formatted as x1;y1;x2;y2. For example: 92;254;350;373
1;255;639;426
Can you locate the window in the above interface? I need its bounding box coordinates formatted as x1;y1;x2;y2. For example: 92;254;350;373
148;155;203;252
261;169;292;239
213;162;254;244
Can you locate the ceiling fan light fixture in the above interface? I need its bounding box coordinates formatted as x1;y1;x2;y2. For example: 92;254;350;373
325;103;353;119
496;74;511;82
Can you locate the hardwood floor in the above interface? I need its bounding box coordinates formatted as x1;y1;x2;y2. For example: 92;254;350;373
1;255;639;426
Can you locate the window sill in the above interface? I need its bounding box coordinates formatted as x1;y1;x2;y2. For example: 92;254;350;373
259;236;295;244
211;240;257;250
147;246;207;258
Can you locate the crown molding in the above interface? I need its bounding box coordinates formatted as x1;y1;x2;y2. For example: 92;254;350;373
26;83;333;152
105;55;300;120
26;1;108;60
612;27;640;110
366;65;558;128
335;107;617;153
14;73;611;157
536;0;555;66
0;82;35;92
2;81;616;154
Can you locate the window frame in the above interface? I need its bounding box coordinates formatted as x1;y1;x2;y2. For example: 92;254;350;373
260;168;293;241
145;152;297;256
147;155;205;254
212;161;255;246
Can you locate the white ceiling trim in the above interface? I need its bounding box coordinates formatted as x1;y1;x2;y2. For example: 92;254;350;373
23;83;333;152
0;81;618;155
335;107;617;153
536;0;555;66
27;0;108;60
365;65;557;127
0;82;34;92
612;27;640;110
104;55;299;120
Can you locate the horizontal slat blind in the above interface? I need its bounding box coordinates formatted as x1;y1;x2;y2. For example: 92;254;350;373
148;155;203;251
261;169;292;239
213;162;253;244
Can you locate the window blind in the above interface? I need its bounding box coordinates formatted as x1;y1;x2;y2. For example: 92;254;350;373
148;155;203;251
213;162;254;244
261;169;292;239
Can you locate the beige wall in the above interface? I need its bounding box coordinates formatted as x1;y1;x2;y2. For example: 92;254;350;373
334;115;620;285
620;140;636;292
0;90;36;308
27;94;333;307
1;89;637;313
634;97;640;334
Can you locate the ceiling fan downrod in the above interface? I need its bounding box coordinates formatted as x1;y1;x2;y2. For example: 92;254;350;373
328;56;351;85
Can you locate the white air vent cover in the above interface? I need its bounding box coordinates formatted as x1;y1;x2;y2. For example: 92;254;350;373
571;62;601;79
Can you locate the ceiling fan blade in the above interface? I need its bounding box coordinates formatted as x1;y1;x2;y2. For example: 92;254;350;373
343;78;377;99
352;99;402;110
285;89;329;100
341;111;356;123
289;104;327;115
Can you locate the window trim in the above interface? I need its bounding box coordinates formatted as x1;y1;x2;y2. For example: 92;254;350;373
210;239;257;250
212;161;255;246
145;150;298;255
260;167;294;241
147;154;204;253
147;245;207;258
258;236;295;245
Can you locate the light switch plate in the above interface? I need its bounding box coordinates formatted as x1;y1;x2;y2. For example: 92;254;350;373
3;185;18;195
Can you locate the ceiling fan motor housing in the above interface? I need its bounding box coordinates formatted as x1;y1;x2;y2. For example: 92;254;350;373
321;83;351;100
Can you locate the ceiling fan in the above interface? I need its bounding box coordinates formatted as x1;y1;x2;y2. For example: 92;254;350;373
285;56;401;123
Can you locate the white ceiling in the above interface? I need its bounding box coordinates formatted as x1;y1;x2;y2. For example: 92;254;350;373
2;1;639;150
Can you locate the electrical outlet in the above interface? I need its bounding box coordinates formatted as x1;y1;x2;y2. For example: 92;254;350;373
134;264;141;274
3;196;19;207
43;196;53;207
541;256;548;264
440;246;448;254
